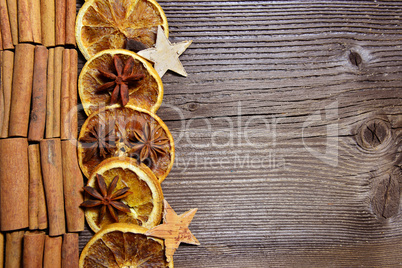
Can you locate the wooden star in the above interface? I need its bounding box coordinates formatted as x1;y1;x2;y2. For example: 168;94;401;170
138;26;192;78
145;199;200;262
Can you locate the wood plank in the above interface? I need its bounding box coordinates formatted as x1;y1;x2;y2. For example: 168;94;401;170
77;0;402;267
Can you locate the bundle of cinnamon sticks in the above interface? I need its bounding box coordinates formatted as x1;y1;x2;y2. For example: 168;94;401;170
0;0;84;267
4;231;79;268
0;0;76;49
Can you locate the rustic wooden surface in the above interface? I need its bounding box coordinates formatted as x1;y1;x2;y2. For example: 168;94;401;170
77;1;402;267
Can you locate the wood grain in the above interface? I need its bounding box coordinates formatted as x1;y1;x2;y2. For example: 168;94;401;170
77;1;402;267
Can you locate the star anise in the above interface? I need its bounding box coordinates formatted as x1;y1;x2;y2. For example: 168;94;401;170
81;174;132;224
79;122;116;162
128;122;169;167
125;38;148;52
96;55;145;106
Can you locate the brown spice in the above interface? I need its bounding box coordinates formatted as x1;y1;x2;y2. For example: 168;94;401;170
79;117;117;162
9;43;35;137
27;143;48;230
69;49;79;139
55;0;66;45
45;48;55;138
28;144;41;230
6;0;17;45
0;138;29;231
60;49;71;140
97;55;145;106
40;139;65;236
30;0;41;43
40;0;55;47
65;0;76;45
81;174;132;224
17;0;33;42
28;45;48;141
0;0;14;49
43;236;62;268
62;140;84;232
128;122;169;167
23;231;45;268
0;52;3;132
1;50;14;138
5;231;24;268
0;233;4;267
53;46;64;138
61;233;79;268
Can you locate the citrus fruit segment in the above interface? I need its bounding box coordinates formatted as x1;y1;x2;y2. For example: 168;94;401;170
78;106;175;182
76;0;169;60
84;157;163;233
79;223;173;268
79;49;163;116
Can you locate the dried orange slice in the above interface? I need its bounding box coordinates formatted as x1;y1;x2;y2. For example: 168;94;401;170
84;157;164;233
76;0;169;60
79;223;173;267
79;49;163;116
78;106;175;182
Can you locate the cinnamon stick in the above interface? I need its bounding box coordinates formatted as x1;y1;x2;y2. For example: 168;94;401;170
30;0;42;43
61;233;79;268
43;236;62;268
9;44;35;137
23;231;45;268
0;138;29;231
28;46;48;141
61;49;70;140
5;231;24;268
0;0;13;49
17;0;33;43
55;0;66;45
40;0;55;47
69;49;79;140
0;27;3;49
65;0;76;45
53;46;64;138
1;50;14;138
29;143;48;230
0;232;4;267
62;140;85;232
28;144;41;230
40;139;66;236
45;48;55;138
6;0;17;45
0;52;3;133
38;166;48;230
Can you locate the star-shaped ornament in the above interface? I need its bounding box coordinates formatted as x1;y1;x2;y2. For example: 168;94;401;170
145;199;200;262
138;26;192;78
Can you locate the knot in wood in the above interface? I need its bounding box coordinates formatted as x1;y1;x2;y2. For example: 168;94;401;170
187;102;200;112
349;51;362;67
356;118;392;151
371;170;401;219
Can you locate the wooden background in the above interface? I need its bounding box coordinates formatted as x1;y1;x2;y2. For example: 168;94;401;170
77;1;402;267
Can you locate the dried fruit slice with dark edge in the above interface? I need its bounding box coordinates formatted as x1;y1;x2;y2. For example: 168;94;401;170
78;106;175;182
79;223;173;267
79;49;163;116
75;0;169;60
83;157;164;233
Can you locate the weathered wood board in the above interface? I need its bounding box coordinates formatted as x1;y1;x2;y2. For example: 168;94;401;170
77;1;402;267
